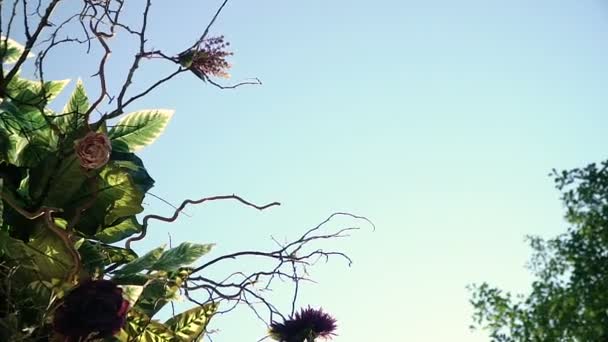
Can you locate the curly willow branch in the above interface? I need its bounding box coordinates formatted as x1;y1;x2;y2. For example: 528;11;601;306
0;192;81;284
125;194;281;249
178;212;374;327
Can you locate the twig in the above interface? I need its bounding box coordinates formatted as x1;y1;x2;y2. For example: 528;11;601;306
95;67;186;127
191;0;230;50
22;0;32;40
114;0;152;110
84;8;113;122
147;192;192;217
178;212;373;326
5;0;20;47
125;194;280;249
207;77;262;90
1;0;61;94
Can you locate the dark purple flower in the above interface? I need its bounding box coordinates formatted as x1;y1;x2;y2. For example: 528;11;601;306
179;36;233;80
53;279;130;340
269;307;337;342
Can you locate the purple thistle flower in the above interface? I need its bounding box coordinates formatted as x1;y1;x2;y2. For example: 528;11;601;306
269;307;337;342
179;36;233;80
53;279;130;341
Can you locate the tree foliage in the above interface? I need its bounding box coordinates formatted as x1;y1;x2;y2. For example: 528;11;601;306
470;160;608;341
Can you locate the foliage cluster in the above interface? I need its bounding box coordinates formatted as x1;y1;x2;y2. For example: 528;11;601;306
0;2;368;341
470;161;608;341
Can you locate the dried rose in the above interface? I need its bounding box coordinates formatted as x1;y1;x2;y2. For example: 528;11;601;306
74;131;111;169
53;280;130;340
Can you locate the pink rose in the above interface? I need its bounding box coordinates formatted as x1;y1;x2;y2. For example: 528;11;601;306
74;132;112;169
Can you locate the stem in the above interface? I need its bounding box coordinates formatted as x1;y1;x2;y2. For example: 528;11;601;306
0;0;61;95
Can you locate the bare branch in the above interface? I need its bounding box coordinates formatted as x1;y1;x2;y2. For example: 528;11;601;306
125;194;281;249
5;0;20;45
95;66;186;128
207;77;262;90
1;0;61;94
147;191;192;217
114;0;152;109
22;0;32;40
191;0;230;49
170;212;374;326
83;9;112;122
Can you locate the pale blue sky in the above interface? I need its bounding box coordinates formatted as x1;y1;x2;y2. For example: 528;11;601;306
18;0;608;340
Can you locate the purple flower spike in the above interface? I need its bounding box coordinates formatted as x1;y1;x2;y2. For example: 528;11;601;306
180;36;233;80
269;307;337;342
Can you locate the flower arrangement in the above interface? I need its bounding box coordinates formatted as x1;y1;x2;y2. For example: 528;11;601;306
0;1;371;341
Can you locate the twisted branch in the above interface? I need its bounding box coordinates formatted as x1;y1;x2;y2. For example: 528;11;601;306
125;194;281;249
179;212;374;327
0;191;81;284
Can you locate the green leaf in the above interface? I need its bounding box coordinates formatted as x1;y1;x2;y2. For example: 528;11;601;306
54;79;90;138
135;279;170;317
135;268;193;317
5;74;36;97
103;338;121;342
0;36;33;64
75;240;138;275
41;79;70;104
111;273;150;286
43;155;88;207
115;245;166;275
0;179;3;228
27;154;59;202
165;303;219;341
0;98;58;167
0;127;13;163
17;125;57;167
0;123;21;164
16;172;31;203
100;166;145;225
26;223;76;281
139;323;177;342
68;161;145;236
64;79;90;117
122;309;176;342
108;109;174;152
111;151;155;194
0;185;28;239
152;243;214;272
104;244;139;265
121;285;145;307
0;231;31;261
0;100;52;166
9;78;69;109
95;216;142;244
78;239;107;274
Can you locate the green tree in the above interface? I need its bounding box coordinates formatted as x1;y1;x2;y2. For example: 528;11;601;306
470;160;608;341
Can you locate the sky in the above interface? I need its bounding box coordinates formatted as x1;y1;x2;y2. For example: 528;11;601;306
13;0;608;340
